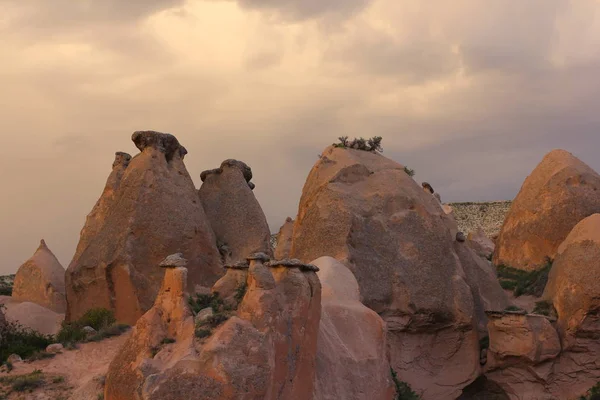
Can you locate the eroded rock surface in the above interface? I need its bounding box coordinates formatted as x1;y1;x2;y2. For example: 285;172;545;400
13;239;66;313
494;149;600;271
66;131;222;325
105;254;321;400
274;217;294;260
290;146;508;399
199;160;271;265
312;256;393;400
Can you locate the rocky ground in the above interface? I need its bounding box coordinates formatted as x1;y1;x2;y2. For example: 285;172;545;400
450;201;512;238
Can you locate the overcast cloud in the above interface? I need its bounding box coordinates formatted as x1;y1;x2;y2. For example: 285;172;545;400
1;0;600;273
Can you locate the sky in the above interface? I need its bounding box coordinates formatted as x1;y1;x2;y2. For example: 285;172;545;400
1;0;600;273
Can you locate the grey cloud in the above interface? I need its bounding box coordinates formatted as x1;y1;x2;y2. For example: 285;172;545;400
224;0;373;20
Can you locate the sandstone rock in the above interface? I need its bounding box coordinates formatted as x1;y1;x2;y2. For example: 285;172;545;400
199;159;271;265
159;253;187;268
105;253;321;400
422;182;434;194
274;217;294;259
12;239;66;313
312;256;394;400
468;228;495;259
290;146;508;399
46;343;64;354
83;326;97;335
7;354;22;364
486;312;560;368
494;149;600;271
66;131;222;325
544;214;600;341
2;300;63;335
194;307;213;324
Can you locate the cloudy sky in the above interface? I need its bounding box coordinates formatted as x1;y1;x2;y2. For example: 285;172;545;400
1;0;600;273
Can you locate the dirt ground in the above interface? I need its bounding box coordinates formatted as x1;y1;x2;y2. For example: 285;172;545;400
0;333;130;400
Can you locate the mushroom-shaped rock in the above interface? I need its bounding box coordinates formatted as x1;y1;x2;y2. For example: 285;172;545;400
158;253;188;268
105;246;321;400
290;145;508;399
65;132;222;326
131;130;185;161
13;240;66;313
544;214;600;341
494;149;600;271
312;257;394;400
198;159;272;265
274;217;295;259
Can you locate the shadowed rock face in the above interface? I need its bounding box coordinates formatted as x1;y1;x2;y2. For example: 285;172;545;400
65;131;222;325
198;159;271;265
104;254;321;400
12;240;66;313
290;146;508;400
494;149;600;271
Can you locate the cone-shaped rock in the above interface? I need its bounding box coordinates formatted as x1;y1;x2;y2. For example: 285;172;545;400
13;239;66;313
494;149;600;271
105;254;321;400
198;159;272;264
65;131;222;325
290;145;508;399
274;217;294;259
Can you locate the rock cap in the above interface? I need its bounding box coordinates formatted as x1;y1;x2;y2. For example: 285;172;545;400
159;253;188;268
267;259;320;272
131;131;185;161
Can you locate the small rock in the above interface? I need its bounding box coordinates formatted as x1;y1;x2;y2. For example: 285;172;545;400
195;308;214;324
479;348;488;365
456;232;466;242
7;354;22;364
422;182;434;194
46;343;64;354
83;326;97;335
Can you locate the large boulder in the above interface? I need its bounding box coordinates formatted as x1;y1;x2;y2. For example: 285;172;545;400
1;299;64;335
199;160;272;264
468;228;495;260
290;146;508;399
544;213;600;342
494;149;600;271
312;256;394;400
12;239;66;313
105;254;321;400
66;131;222;325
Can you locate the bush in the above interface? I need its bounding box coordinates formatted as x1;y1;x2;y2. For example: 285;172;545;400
391;368;420;399
0;322;53;363
57;309;124;345
532;301;555;317
0;370;45;392
404;166;415;177
496;259;552;297
234;282;247;304
79;308;116;331
580;382;600;400
504;305;524;312
333;136;384;153
188;293;227;315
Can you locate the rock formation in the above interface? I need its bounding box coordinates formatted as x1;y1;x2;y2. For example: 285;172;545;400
290;145;508;399
65;131;222;325
105;253;321;400
312;256;393;400
1;300;64;335
544;213;600;342
274;217;294;259
494;149;600;271
199;159;272;265
468;228;495;259
12;239;66;313
479;214;600;399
